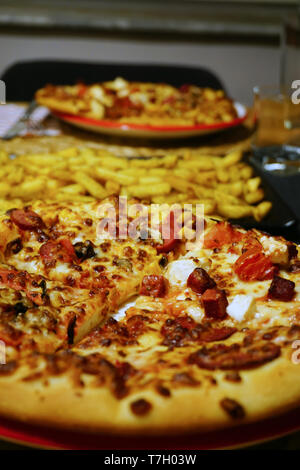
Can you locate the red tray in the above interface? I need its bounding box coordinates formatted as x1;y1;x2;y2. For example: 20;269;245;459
52;102;247;139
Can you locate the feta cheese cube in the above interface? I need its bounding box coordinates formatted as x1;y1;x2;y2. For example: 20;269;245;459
227;295;256;322
260;235;289;265
166;259;196;286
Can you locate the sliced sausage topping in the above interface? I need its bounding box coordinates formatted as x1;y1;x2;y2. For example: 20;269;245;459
268;275;295;302
0;269;45;305
288;243;298;260
201;288;228;320
187;267;216;294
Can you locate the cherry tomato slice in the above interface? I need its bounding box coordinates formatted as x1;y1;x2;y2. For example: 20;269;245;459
204;222;243;249
234;248;277;281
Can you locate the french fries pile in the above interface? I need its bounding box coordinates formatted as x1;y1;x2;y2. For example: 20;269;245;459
0;147;271;221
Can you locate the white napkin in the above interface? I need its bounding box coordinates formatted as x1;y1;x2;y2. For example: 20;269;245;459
0;104;60;137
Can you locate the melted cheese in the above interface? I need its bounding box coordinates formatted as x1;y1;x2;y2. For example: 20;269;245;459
113;297;137;321
182;249;211;270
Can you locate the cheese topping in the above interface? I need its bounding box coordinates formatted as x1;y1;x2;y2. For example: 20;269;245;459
113;297;137;321
260;235;289;265
186;305;204;322
166;259;197;286
227;295;256;322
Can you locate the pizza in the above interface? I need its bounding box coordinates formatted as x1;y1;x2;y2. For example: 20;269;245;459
0;198;299;437
35;77;238;127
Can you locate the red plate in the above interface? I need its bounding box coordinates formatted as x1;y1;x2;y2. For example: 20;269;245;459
1;407;300;449
52;102;247;139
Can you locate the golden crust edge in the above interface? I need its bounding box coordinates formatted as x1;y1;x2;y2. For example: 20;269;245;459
0;355;299;436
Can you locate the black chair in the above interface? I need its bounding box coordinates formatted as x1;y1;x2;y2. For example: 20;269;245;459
1;60;225;102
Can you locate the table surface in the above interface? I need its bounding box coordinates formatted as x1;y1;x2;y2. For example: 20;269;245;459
0;106;300;450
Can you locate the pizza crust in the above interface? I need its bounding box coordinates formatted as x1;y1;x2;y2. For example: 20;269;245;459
0;352;299;435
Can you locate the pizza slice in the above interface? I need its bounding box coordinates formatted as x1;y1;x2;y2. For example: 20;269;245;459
0;198;169;360
0;275;126;360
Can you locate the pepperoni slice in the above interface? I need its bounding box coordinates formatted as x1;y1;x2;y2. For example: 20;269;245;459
10;209;44;231
39;239;76;264
156;211;180;254
204;222;243;249
0;268;26;291
0;269;44;305
187;267;216;294
234;248;278;281
59;239;76;260
140;275;168;297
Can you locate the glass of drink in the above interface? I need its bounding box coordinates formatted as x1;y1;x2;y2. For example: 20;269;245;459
251;12;300;176
252;84;300;175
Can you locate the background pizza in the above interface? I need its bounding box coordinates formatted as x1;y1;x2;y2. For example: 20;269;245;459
36;78;238;127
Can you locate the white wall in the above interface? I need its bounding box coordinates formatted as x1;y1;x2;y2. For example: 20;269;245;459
0;31;280;105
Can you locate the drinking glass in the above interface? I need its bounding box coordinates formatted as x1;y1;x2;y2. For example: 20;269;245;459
251;12;300;175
